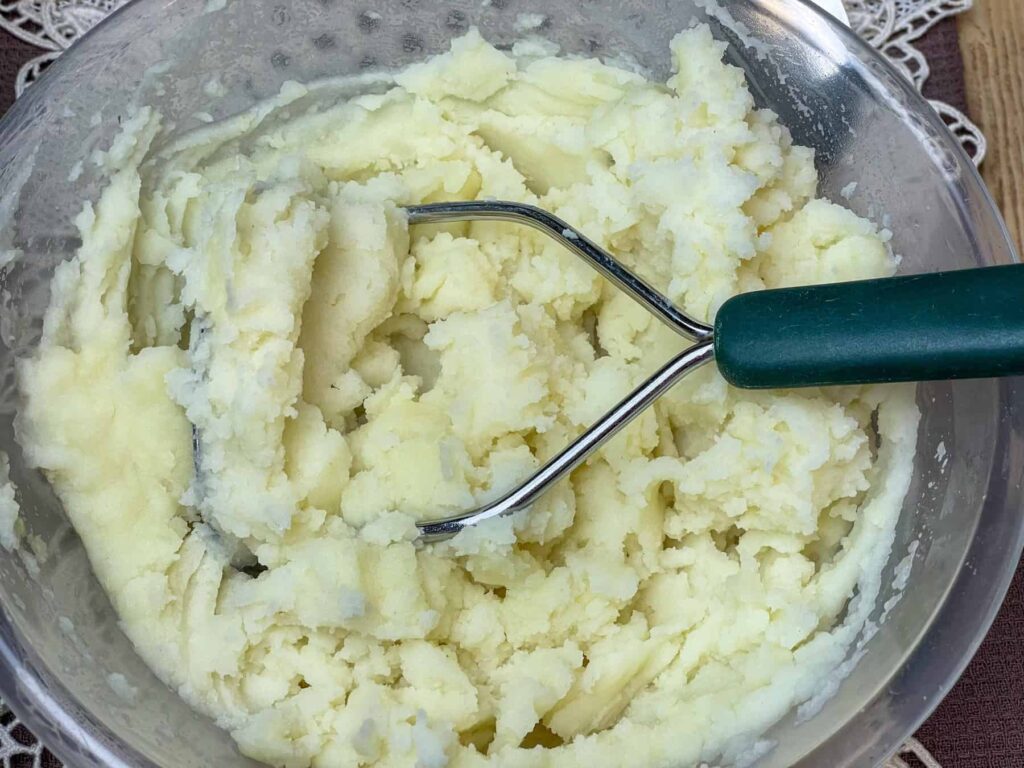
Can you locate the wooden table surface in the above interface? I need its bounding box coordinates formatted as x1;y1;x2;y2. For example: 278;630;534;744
960;1;1024;252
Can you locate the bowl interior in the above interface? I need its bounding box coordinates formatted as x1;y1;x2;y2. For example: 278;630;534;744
0;1;1020;766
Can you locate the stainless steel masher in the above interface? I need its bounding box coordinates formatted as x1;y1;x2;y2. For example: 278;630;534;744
405;201;1024;542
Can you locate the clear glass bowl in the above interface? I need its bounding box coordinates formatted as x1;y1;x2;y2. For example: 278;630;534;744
0;1;1019;766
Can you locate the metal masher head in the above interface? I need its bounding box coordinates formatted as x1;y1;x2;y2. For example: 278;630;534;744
404;201;716;542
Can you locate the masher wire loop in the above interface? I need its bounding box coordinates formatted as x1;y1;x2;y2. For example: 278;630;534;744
404;201;715;542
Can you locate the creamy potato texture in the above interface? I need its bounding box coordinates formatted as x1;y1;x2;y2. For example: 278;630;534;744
18;27;918;768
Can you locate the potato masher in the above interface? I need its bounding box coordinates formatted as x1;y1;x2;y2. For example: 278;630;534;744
406;201;1024;542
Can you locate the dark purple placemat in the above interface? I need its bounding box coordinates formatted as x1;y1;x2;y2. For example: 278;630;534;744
0;13;1019;768
919;18;969;113
915;564;1024;767
0;33;35;116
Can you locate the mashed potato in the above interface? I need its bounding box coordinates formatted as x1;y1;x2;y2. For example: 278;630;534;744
17;27;918;768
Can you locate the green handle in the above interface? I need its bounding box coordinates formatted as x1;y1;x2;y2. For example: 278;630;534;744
714;263;1024;389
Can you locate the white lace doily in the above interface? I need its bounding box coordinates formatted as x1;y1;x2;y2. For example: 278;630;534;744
0;707;54;766
0;0;131;95
844;0;986;164
0;1;982;767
